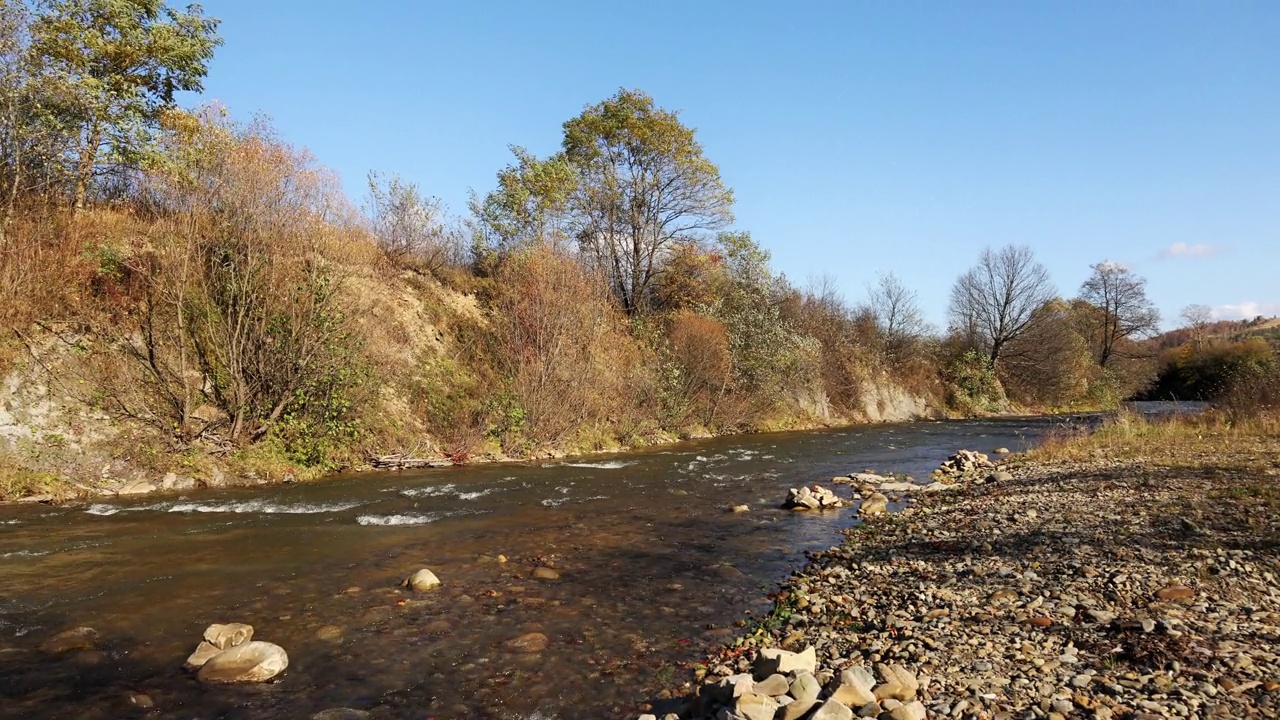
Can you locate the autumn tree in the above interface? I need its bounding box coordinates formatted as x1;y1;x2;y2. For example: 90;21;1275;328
563;89;735;313
125;108;361;455
865;271;930;363
947;245;1056;371
468;146;575;260
1077;262;1160;367
366;170;461;272
1180;303;1213;347
28;0;221;209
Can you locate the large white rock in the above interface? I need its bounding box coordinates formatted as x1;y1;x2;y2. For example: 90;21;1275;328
810;698;854;720
757;646;817;676
829;668;877;706
734;692;780;720
203;622;253;650
184;641;222;670
403;568;441;591
196;641;288;683
860;492;889;516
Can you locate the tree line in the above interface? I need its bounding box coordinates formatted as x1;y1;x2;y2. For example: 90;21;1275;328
2;1;1268;477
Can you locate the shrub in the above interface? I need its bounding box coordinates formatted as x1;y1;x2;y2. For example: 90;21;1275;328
488;246;654;448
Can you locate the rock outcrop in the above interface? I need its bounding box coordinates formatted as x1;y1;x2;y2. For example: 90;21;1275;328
784;485;844;510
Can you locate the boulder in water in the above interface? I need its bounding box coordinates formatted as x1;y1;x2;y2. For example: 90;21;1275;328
859;492;889;516
402;568;441;591
42;627;98;653
196;641;288;683
184;641;222;670
785;485;843;510
503;632;549;653
203;622;253;650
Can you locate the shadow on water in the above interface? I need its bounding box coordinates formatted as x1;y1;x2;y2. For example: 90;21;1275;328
0;418;1065;719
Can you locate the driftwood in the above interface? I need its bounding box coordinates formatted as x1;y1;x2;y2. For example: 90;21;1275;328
370;454;453;470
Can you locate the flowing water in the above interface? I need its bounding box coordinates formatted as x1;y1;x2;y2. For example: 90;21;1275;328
0;418;1064;720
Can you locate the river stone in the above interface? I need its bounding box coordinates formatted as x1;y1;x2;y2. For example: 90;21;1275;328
878;663;919;699
312;710;371;720
782;699;819;720
754;673;790;697
890;701;927;720
117;479;156;495
1155;586;1195;601
811;698;855;720
757;646;817;677
989;471;1014;483
203;622;253;650
735;692;780;720
184;640;222;670
503;632;549;653
42;627;98;653
730;504;751;513
196;641;288;683
830;668;878;706
404;568;441;591
532;567;560;580
790;672;822;704
315;625;343;642
860;493;889;516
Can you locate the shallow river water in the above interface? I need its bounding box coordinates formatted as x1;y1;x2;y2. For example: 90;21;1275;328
0;418;1065;720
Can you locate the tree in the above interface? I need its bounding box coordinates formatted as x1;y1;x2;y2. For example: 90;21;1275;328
562;88;734;313
366;170;460;272
28;0;221;210
1180;303;1213;347
865;271;929;362
1078;262;1160;367
125;109;361;449
468;145;576;259
947;245;1056;371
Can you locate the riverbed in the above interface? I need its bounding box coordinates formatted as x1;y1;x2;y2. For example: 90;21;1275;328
0;418;1061;719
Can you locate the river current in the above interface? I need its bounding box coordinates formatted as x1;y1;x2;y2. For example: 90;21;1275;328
0;417;1065;719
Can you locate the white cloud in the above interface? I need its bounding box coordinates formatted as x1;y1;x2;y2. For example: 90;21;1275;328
1159;242;1224;260
1211;301;1280;321
1096;260;1129;272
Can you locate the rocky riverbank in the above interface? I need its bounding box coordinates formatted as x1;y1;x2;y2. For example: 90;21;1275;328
654;438;1280;720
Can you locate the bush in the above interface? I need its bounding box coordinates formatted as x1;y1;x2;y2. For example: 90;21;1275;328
488;246;655;448
661;310;732;427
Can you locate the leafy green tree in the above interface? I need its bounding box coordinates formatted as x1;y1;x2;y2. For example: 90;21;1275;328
562;88;734;313
469;145;576;258
28;0;221;209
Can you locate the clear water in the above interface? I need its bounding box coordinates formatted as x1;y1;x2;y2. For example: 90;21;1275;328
0;417;1061;719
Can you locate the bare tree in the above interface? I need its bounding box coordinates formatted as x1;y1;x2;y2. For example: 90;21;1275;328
866;271;929;361
366;171;461;272
948;245;1056;370
1180;303;1213;347
1078;262;1160;367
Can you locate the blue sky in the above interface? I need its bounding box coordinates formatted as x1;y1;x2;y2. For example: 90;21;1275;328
196;1;1279;328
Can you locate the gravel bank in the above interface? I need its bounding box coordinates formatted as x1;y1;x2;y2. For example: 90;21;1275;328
660;448;1280;720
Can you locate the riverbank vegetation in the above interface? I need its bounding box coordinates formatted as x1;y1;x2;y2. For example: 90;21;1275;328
1;1;1276;500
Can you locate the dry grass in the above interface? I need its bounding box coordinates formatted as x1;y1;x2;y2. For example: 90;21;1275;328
1027;409;1280;468
0;450;76;502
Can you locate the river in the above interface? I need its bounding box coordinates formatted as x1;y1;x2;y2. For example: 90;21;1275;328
0;417;1065;719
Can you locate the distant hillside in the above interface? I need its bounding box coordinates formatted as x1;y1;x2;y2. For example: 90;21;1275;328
1151;316;1280;351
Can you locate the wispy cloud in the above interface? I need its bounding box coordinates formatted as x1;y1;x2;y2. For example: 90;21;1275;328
1211;301;1280;321
1158;242;1225;261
